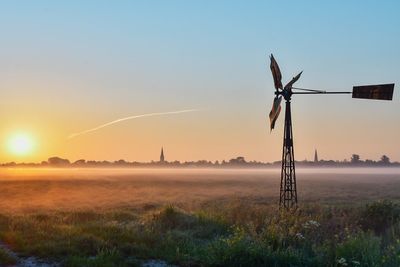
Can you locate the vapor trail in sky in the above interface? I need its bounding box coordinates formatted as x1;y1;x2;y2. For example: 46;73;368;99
68;109;198;139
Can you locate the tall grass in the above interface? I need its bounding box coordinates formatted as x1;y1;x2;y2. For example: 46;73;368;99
0;200;400;266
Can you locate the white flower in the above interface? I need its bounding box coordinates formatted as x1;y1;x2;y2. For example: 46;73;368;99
337;257;348;266
295;232;305;239
309;220;320;227
303;220;320;229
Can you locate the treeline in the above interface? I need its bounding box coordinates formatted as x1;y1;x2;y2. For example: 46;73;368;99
1;154;399;168
296;154;398;167
1;156;269;168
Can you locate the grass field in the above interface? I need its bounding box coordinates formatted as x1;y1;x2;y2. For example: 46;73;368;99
0;168;400;266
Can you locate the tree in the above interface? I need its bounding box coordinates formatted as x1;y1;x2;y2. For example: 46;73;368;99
351;154;361;164
365;159;375;165
48;157;70;165
229;157;246;165
380;155;390;165
73;159;86;165
115;159;127;165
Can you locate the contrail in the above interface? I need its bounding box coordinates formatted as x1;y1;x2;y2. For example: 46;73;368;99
68;109;198;139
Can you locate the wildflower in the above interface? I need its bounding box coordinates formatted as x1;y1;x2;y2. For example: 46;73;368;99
309;220;320;227
295;232;305;239
337;257;348;266
303;220;320;229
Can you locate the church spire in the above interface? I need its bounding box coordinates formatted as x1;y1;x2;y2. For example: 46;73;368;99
314;149;318;163
160;147;165;163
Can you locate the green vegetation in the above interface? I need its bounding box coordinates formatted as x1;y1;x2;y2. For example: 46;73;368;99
0;200;400;266
0;246;17;266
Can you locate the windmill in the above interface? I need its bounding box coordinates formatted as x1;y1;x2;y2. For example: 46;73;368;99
268;54;395;209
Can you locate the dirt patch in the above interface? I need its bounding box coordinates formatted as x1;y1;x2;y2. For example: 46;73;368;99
0;242;59;267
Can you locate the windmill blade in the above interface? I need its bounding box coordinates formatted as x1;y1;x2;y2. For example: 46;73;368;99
284;71;303;92
270;54;283;90
269;96;282;131
352;83;394;100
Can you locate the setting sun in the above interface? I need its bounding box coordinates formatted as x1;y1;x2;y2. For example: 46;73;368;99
7;133;34;156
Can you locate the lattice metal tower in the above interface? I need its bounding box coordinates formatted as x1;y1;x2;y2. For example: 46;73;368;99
280;98;297;209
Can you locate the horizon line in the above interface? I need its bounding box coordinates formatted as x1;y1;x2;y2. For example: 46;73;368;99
1;156;398;165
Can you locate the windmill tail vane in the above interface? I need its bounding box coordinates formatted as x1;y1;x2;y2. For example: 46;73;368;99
267;53;395;209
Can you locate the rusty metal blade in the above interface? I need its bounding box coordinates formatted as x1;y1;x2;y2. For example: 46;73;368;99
269;96;282;130
284;71;303;92
270;54;283;90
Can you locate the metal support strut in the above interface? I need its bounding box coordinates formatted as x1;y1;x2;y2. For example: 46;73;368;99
279;99;297;209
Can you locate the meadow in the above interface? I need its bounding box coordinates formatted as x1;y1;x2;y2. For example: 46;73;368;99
0;167;400;266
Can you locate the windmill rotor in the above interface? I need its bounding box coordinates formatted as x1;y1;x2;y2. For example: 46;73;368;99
268;55;303;131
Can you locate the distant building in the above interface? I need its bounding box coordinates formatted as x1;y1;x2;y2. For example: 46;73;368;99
160;147;165;163
314;149;318;163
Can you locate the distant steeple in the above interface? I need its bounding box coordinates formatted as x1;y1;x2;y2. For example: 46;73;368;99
160;147;165;163
314;149;318;163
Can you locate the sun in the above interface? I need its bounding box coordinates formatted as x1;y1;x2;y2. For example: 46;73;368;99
7;133;35;156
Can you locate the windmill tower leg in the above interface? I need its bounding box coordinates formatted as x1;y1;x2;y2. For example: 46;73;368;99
279;100;298;209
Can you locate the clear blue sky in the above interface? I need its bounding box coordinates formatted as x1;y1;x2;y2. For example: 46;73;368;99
0;1;399;162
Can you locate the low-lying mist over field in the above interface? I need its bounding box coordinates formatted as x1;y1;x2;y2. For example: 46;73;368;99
1;168;399;213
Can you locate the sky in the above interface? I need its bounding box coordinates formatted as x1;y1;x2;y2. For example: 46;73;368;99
0;0;399;163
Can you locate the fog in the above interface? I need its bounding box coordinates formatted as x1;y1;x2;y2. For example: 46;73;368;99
0;167;399;213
